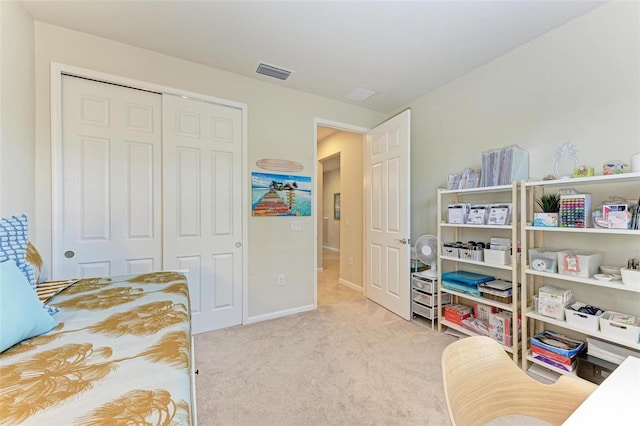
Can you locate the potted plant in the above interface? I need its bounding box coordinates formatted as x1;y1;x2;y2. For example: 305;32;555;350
534;193;561;227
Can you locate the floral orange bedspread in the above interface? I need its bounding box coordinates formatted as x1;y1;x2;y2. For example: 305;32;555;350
0;271;194;426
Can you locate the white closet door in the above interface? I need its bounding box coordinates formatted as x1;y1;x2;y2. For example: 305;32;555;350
163;94;243;333
60;75;162;278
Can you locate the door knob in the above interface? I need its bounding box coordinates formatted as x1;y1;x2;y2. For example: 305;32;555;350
395;238;409;245
64;250;75;258
235;242;242;248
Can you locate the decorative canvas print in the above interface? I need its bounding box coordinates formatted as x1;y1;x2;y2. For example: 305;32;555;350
252;172;311;216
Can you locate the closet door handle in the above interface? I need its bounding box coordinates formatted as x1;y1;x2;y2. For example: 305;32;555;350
64;250;75;258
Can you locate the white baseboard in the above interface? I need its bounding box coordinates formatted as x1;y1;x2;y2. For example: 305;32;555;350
245;304;315;325
338;278;363;292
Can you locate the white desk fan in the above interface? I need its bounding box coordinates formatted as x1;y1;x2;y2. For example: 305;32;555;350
414;234;439;278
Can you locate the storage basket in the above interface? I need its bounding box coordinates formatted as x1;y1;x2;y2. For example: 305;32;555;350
599;311;640;344
564;301;604;331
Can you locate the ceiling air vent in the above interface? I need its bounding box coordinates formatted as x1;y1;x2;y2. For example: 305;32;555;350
256;62;292;81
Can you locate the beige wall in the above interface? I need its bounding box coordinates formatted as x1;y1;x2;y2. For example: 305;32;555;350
407;1;640;239
0;1;35;218
404;1;639;314
7;0;638;321
322;168;340;250
318;132;364;289
31;22;385;320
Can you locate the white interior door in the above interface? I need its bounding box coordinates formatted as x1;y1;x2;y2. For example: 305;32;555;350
60;75;162;278
163;94;243;334
364;110;411;320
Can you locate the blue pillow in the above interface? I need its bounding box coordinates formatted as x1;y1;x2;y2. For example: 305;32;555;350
0;214;36;289
0;260;57;353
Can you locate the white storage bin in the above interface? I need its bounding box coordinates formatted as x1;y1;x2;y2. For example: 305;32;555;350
557;250;603;278
411;276;435;293
621;267;640;291
564;301;603;331
412;289;451;307
458;248;483;262
529;248;562;273
442;246;459;258
599;311;640;344
412;302;437;320
484;249;509;265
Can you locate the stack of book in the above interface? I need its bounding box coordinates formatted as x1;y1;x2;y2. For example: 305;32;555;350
530;330;585;373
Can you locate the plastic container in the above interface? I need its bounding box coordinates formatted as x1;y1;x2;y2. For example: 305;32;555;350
557;250;603;278
621;268;640;290
411;276;435;293
529;248;561;273
484;249;509;265
564;301;604;331
599;311;640;344
537;286;572;320
442;245;459;258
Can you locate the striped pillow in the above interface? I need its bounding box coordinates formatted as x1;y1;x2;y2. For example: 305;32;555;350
0;214;36;289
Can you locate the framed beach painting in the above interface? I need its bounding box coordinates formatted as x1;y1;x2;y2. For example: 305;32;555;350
251;172;312;216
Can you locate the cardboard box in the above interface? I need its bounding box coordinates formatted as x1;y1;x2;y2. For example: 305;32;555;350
444;304;472;325
530;330;585;358
489;311;521;346
474;302;498;322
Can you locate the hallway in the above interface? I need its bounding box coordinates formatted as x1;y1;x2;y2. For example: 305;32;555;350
317;248;363;306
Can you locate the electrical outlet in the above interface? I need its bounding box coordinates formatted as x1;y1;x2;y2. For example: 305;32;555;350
277;274;285;286
291;221;301;231
349;256;353;266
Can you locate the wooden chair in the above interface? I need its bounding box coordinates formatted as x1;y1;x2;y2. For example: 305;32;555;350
441;336;597;426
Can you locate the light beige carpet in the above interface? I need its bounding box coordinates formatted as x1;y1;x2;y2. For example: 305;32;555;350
194;299;457;425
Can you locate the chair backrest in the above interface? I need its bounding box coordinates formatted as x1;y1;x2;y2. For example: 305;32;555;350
441;336;597;426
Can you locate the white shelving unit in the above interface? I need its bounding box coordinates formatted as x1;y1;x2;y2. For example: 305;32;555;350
436;183;521;361
520;172;640;377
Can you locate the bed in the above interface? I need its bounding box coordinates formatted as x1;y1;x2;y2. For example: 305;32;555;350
0;271;196;426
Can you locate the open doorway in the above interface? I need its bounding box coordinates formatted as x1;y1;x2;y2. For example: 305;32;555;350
317;125;365;306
